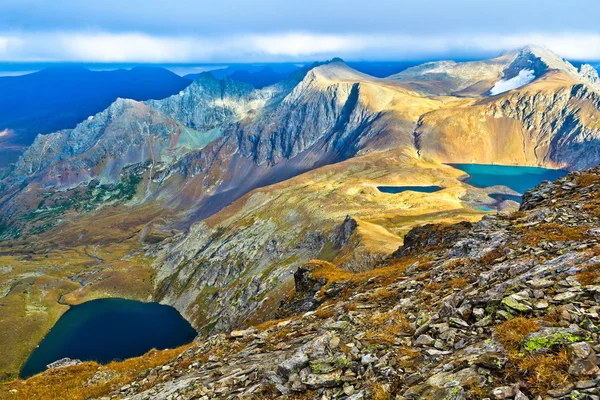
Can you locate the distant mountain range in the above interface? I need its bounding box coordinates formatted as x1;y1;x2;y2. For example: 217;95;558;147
184;64;302;89
0;66;191;169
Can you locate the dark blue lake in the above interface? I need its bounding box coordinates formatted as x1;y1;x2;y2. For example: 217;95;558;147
378;185;443;194
450;164;568;194
20;298;196;378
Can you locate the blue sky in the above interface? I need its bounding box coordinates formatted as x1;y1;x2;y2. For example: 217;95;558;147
0;0;599;62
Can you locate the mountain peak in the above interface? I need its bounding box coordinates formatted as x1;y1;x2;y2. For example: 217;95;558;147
504;45;577;74
328;57;346;64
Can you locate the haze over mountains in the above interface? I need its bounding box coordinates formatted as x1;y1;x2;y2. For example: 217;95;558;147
1;45;600;389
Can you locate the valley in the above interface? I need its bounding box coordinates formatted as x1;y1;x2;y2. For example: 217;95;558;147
0;45;599;396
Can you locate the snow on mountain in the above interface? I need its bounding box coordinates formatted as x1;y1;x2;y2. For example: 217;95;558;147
490;69;536;95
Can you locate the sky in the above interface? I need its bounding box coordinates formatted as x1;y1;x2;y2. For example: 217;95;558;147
0;0;599;62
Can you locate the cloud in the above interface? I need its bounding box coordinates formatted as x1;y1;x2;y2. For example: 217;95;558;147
0;31;599;62
0;128;14;138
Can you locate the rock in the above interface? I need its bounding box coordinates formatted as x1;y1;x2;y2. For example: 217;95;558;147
278;351;309;378
343;384;355;396
46;358;82;370
492;386;515;399
569;358;600;377
472;352;507;370
553;291;578;302
302;369;343;389
571;342;593;359
329;336;340;349
405;367;480;399
415;334;435;346
449;317;470;329
527;278;555;289
575;379;599;389
472;308;485;320
360;354;378;365
502;294;532;312
522;325;589;353
275;383;290;395
347;392;365;400
547;384;574;397
230;328;256;338
534;300;549;309
514;390;529;400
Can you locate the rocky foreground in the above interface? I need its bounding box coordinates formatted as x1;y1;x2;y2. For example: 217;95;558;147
4;167;600;399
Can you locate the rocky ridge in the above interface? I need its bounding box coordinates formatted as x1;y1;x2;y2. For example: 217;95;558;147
119;167;600;399
5;165;600;399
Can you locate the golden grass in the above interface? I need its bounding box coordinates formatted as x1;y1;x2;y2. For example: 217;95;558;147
575;172;600;188
519;223;588;246
424;282;443;292
493;317;539;350
480;247;505;265
505;348;572;395
309;255;424;297
371;383;392;400
314;306;335;319
0;345;191;400
365;311;413;345
576;263;600;285
447;277;468;289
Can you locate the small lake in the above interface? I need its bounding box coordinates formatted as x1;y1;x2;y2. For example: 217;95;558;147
20;298;197;378
450;164;568;194
378;185;443;194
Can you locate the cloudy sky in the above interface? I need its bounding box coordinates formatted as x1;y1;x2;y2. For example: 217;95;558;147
1;0;599;62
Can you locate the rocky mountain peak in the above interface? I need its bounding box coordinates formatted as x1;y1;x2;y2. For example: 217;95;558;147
507;45;577;74
579;64;600;90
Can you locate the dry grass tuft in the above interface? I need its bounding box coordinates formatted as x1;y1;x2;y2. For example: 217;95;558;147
576;263;600;285
519;223;588;246
366;311;413;345
480;247;505;265
494;317;539;350
308;256;425;299
505;348;572;395
314;306;335;319
447;277;468;289
371;383;392;400
575;172;600;188
424;282;443;292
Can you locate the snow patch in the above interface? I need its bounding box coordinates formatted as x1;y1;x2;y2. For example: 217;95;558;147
490;69;536;95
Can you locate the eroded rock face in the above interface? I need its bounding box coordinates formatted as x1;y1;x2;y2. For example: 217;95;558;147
579;64;600;91
392;221;473;257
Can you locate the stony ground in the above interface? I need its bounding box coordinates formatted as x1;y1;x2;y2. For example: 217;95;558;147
3;167;600;399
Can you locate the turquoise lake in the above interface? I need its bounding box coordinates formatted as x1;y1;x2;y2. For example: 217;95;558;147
378;185;443;194
20;298;197;378
450;164;568;194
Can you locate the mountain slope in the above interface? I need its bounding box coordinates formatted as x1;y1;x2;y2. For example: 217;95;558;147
4;166;600;399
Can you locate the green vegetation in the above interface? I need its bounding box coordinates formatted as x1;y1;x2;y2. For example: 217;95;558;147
522;331;588;353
